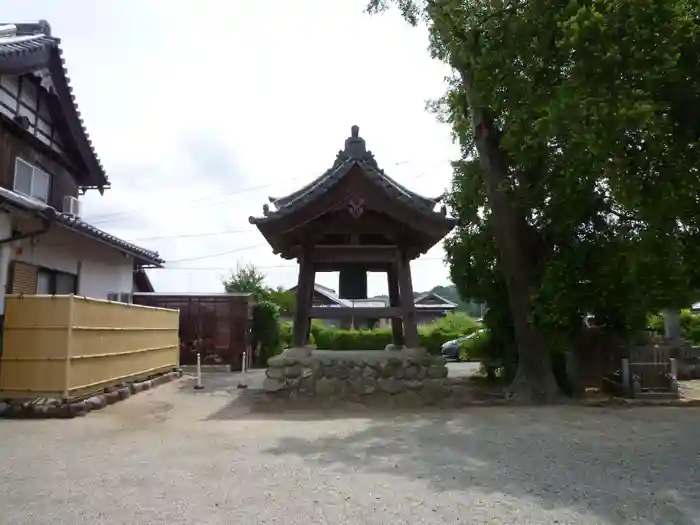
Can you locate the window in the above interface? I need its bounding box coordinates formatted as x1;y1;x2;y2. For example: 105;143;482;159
36;269;77;295
14;158;50;202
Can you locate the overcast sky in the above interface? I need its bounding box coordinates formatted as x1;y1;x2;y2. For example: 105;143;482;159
3;0;460;296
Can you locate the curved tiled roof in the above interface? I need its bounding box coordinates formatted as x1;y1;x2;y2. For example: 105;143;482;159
249;126;454;226
0;22;109;191
0;186;164;267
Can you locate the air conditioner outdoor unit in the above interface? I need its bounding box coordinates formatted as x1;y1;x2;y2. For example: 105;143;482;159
63;195;83;218
119;292;132;304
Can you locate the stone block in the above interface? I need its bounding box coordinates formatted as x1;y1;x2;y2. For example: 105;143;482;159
331;365;350;380
404;365;419;379
404;380;424;390
281;346;311;358
68;401;89;417
266;367;285;380
299;377;316;394
104;391;120;405
267;356;285;368
0;401;8;416
362;366;378;379
86;395;106;410
315;378;339;397
117;387;132;400
378;378;406;395
285;365;303;378
392;366;406;380
380;364;394;378
348;367;362;380
431;356;447;366
142;380;153;391
263;378;286;392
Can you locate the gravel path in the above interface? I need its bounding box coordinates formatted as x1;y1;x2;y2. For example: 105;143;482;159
0;374;699;525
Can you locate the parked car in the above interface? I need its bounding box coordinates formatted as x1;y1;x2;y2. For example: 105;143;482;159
441;330;484;361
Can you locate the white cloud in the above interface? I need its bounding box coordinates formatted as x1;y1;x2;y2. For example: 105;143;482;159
2;0;460;295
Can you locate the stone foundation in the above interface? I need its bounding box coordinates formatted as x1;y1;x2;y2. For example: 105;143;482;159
263;348;494;407
0;369;182;419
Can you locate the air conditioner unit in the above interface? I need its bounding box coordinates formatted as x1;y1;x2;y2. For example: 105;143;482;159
119;292;132;304
63;195;83;218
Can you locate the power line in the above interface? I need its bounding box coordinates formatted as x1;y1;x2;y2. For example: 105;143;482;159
84;158;446;226
130;227;253;242
108;163;448;244
165;243;266;264
160;256;446;271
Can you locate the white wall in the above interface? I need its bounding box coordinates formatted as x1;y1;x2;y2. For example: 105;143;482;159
14;224;133;299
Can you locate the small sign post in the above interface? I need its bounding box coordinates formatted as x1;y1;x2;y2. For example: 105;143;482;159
194;352;204;390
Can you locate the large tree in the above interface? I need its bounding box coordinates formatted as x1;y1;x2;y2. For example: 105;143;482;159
368;0;700;402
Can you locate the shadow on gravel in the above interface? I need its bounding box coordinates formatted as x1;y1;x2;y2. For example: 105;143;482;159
261;406;700;525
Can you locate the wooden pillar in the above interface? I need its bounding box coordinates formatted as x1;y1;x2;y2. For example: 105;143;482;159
397;251;419;348
386;264;404;346
292;255;315;347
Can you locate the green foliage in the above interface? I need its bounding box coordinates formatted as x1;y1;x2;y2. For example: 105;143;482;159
368;0;700;400
270;288;296;317
649;310;700;344
303;314;481;355
222;263;268;300
222;263;293;365
459;330;490;360
251;300;281;365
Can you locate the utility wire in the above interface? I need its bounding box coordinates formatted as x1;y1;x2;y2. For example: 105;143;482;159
161;256;446;271
83;158;447;226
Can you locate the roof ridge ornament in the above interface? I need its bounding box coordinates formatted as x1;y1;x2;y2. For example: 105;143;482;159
343;124;367;159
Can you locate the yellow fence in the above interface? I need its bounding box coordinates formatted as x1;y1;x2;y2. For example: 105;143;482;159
0;295;179;400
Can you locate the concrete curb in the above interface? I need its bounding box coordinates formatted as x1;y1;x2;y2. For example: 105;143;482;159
0;369;183;419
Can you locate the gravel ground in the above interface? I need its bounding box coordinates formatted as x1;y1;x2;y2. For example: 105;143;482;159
0;373;699;525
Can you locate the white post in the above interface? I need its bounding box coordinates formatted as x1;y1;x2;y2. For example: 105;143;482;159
194;352;203;390
670;358;678;379
621;358;631;390
242;351;247;373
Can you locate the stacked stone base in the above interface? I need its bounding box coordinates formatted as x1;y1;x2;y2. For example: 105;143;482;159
0;369;182;419
263;349;496;408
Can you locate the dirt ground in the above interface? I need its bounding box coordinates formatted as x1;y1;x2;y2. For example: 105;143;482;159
1;372;699;525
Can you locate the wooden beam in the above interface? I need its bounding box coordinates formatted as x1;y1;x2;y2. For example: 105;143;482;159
387;264;404;346
308;246;398;264
310;307;403;319
397;251;420;347
292;254;315;346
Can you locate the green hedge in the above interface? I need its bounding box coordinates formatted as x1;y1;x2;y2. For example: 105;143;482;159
279;314;481;355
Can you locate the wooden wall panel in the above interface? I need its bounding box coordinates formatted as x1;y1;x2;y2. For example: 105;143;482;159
10;261;37;294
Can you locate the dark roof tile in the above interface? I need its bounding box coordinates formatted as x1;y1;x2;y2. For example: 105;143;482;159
0;22;109;190
0;186;163;266
249;126;454;226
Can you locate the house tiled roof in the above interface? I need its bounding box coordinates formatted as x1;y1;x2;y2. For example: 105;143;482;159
0;21;109;191
249;125;455;227
289;283;457;310
0;186;164;267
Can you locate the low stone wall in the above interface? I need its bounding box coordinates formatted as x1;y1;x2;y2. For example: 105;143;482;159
0;369;182;419
263;348;494;407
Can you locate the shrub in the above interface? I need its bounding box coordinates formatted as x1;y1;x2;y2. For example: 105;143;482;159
278;321;315;349
252;300;281;366
648;309;700;344
277;315;480;355
459;330;490;360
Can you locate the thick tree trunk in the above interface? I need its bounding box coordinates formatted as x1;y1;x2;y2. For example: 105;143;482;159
459;67;560;403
